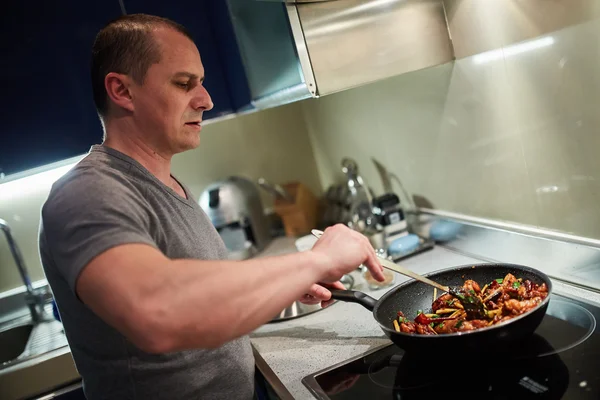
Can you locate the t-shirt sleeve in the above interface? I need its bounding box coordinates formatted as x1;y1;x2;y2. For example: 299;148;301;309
41;167;158;293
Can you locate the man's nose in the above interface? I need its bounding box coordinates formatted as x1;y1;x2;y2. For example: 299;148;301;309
191;85;214;112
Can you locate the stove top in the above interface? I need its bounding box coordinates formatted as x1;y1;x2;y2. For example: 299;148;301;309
302;293;599;399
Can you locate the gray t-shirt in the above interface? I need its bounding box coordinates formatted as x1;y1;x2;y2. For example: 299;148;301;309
39;145;255;400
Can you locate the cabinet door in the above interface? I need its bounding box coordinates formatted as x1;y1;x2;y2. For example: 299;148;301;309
0;1;123;177
203;1;253;112
122;0;237;120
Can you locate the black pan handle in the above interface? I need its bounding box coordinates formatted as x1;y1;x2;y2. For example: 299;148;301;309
330;289;378;311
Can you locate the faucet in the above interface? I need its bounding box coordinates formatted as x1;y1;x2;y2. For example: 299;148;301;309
0;218;52;323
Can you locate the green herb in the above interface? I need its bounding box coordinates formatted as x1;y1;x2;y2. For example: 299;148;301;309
512;281;521;289
429;322;435;327
456;294;466;301
496;278;503;284
430;314;440;318
437;322;445;329
445;299;454;306
417;310;423;315
469;289;476;295
455;320;463;329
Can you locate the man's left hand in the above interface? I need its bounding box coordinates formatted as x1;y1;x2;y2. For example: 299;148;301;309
299;280;346;308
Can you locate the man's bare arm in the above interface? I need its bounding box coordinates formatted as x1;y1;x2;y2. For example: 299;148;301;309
76;224;383;353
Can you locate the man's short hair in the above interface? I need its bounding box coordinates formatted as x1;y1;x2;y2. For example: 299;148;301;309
91;14;194;119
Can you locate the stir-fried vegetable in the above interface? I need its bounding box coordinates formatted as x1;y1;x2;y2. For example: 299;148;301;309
393;273;549;335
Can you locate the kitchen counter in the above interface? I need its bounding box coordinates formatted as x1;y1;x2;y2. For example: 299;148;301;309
250;237;600;400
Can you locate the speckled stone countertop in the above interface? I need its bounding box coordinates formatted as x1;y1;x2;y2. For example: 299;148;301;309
250;237;600;400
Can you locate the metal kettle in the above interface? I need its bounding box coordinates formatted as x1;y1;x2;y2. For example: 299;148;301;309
341;158;377;232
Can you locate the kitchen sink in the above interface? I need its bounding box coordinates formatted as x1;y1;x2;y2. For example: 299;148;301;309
0;324;33;364
0;282;78;399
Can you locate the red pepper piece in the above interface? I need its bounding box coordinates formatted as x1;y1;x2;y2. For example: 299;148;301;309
414;313;456;325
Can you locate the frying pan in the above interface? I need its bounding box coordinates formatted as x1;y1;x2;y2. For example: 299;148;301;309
331;263;552;354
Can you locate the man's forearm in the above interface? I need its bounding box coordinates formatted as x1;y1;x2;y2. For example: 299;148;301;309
149;250;328;351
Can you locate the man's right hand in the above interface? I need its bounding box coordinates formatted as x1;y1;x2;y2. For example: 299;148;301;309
309;224;385;283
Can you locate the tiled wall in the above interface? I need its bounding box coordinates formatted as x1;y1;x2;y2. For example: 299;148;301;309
0;102;320;293
302;17;600;240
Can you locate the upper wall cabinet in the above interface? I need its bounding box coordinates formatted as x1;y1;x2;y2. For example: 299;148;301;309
0;0;264;177
0;1;122;177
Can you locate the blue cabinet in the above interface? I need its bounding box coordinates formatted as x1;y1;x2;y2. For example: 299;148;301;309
0;0;252;177
0;1;123;176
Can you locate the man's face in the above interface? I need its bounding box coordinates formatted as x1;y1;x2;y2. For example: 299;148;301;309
130;27;213;156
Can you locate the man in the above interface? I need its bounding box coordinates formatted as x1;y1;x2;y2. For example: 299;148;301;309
39;14;384;400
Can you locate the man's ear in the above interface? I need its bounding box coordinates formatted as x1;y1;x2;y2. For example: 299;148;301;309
105;72;134;113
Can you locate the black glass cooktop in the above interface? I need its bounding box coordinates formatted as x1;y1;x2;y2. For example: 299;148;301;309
302;293;599;399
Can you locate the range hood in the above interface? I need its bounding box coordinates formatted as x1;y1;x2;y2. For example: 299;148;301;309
225;0;599;107
284;0;454;97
